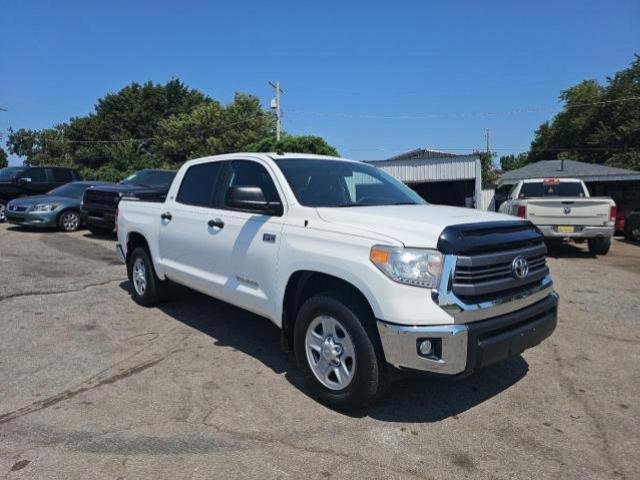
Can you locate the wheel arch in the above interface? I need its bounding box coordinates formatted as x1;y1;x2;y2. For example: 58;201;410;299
56;207;81;230
281;270;380;352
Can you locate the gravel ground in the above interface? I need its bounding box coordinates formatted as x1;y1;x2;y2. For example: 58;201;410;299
0;223;638;479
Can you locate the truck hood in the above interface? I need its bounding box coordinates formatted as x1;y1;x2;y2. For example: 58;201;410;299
316;204;515;247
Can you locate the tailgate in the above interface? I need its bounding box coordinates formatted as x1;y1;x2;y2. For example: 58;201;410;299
527;198;611;226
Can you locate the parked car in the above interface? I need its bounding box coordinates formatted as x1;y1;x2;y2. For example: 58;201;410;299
116;153;558;410
624;209;640;241
0;166;81;223
5;181;112;232
81;169;176;236
499;178;616;255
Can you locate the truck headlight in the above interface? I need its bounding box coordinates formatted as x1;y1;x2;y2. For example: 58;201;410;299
32;204;59;212
370;246;443;288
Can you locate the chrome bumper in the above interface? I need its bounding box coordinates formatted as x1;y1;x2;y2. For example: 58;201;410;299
377;322;469;374
537;225;613;239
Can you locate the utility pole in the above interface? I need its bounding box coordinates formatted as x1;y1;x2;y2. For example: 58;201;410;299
268;81;284;141
485;128;490;153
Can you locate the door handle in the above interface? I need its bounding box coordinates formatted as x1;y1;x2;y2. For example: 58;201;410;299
208;218;224;229
161;212;172;221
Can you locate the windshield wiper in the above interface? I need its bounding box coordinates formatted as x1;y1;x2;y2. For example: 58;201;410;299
392;201;417;205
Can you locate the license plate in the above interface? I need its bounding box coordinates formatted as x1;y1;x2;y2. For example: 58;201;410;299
558;225;574;233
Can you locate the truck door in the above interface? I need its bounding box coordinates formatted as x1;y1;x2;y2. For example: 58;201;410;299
208;159;286;319
157;160;227;298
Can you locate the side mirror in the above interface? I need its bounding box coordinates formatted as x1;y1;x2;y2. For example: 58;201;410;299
226;186;282;215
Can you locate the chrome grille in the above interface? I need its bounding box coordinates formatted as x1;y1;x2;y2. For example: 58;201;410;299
453;242;549;300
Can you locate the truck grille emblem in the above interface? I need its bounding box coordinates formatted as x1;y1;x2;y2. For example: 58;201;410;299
563;207;571;215
511;256;529;280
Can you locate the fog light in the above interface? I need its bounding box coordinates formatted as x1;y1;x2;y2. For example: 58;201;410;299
418;339;433;356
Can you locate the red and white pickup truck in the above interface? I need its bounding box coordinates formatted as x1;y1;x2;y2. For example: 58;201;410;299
499;178;616;255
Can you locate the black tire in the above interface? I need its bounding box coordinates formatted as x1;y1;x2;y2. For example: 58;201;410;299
293;292;387;411
588;237;611;255
624;221;636;241
127;247;168;307
57;209;81;232
88;224;113;236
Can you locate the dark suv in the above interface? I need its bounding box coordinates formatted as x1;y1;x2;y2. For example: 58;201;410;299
81;169;176;236
0;166;81;223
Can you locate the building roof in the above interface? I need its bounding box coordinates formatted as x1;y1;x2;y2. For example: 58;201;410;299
497;159;640;186
366;148;480;183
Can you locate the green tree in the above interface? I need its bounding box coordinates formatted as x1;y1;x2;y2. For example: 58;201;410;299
500;152;528;171
526;55;640;170
153;93;274;165
473;151;498;188
0;147;8;168
247;135;339;156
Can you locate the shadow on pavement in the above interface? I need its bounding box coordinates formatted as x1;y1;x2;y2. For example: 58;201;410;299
119;281;529;423
545;241;597;259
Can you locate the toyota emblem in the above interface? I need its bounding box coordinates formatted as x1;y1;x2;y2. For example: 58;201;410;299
511;256;529;280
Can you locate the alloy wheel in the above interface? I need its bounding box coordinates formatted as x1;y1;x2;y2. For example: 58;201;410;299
132;258;147;296
62;212;80;231
305;315;357;390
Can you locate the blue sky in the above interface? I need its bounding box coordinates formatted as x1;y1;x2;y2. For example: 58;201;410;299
1;0;638;166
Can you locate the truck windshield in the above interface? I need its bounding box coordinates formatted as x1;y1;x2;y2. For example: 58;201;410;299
0;167;26;181
121;170;175;189
275;159;426;207
519;182;586;198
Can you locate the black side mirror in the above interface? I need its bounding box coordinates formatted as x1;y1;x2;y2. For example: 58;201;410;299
226;186;282;215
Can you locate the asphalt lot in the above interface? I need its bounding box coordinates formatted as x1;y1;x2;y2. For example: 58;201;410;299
0;223;638;480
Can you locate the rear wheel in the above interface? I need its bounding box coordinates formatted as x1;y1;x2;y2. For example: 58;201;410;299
624;221;637;241
293;292;387;410
58;210;81;232
88;224;113;236
127;247;168;306
588;237;611;255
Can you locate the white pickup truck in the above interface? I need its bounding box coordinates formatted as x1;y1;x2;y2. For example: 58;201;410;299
117;153;558;409
499;178;616;255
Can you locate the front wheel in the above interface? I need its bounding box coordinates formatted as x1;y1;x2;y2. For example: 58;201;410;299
58;210;81;232
588;237;611;255
127;247;168;307
294;292;387;410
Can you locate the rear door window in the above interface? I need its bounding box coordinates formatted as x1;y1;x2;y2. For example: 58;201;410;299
52;169;74;183
176;162;222;207
22;168;47;183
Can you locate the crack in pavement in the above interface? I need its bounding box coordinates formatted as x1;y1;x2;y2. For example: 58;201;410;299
0;277;123;303
0;329;191;425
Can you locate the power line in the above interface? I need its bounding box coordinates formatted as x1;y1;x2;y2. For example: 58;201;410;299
286;95;640;120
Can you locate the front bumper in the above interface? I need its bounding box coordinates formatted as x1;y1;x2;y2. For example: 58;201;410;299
537;225;613;239
6;211;58;228
377;292;558;375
